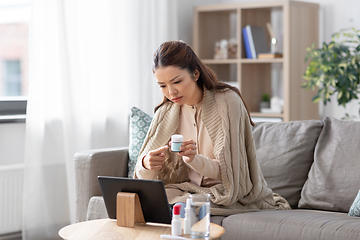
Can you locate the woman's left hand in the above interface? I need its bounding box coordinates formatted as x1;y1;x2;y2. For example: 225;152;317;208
178;140;197;163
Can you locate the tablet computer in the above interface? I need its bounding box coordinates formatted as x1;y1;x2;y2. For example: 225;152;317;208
98;176;172;224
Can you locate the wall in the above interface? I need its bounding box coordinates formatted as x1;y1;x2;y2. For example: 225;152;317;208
177;0;360;120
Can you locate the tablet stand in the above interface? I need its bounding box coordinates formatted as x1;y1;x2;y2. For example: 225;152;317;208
116;192;145;227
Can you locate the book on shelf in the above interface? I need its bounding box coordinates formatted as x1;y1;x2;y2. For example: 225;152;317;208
258;53;283;59
242;25;268;59
242;26;253;58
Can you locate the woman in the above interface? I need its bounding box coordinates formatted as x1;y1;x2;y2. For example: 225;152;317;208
134;40;290;215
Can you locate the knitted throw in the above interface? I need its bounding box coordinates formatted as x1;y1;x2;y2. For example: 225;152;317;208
134;89;290;216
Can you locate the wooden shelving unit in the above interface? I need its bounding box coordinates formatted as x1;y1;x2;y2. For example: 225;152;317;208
193;0;320;122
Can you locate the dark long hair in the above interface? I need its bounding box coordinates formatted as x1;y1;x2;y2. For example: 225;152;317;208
152;40;254;126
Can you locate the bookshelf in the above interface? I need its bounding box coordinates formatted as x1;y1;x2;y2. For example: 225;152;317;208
193;0;319;122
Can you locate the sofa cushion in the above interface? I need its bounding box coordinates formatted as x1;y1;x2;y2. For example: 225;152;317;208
221;209;360;240
299;117;360;212
349;189;360;217
252;120;323;208
128;107;152;178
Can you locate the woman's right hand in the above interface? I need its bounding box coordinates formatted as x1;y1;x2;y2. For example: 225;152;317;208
142;145;168;170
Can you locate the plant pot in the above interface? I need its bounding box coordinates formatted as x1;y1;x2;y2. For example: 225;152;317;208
259;101;270;110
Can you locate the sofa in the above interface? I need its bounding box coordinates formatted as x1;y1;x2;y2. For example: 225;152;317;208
74;116;360;240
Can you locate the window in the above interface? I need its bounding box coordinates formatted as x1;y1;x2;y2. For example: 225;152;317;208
3;60;22;96
0;1;30;122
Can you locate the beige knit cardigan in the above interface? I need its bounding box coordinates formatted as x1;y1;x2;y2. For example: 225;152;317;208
134;89;290;216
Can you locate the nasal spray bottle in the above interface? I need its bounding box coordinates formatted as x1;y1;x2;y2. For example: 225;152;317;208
183;198;192;234
171;205;182;236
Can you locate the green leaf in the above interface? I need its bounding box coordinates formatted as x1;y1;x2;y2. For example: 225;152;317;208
323;42;328;50
349;74;356;81
338;62;347;68
303;75;311;81
339;68;344;75
337;91;343;99
351;56;356;65
312;95;322;103
331;77;336;87
325;91;330;99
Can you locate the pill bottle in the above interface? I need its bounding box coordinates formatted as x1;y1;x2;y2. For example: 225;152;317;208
171;134;183;152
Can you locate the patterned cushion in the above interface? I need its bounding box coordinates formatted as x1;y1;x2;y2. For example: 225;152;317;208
128;107;152;178
349;189;360;217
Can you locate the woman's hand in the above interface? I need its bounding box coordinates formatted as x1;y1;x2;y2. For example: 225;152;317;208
142;145;168;170
178;140;197;163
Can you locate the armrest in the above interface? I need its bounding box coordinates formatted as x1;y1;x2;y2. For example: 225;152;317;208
74;147;129;222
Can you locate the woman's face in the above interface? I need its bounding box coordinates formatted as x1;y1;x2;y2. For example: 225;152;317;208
154;66;202;106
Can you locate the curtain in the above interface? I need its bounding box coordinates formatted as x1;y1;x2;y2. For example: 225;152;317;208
22;0;177;239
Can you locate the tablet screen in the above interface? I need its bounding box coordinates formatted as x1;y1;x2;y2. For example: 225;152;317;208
98;176;172;224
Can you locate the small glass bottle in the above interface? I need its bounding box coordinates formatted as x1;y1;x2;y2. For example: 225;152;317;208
171;134;183;152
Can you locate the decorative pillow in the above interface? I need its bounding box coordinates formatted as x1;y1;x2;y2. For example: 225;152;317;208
252;120;323;208
128;107;152;178
299;117;360;212
349;189;360;217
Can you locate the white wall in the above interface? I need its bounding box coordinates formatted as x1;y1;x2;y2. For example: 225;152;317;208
177;0;360;120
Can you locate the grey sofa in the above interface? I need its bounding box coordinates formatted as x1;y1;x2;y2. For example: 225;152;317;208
75;117;360;240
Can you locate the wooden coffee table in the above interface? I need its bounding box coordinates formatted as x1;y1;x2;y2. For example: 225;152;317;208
59;218;225;240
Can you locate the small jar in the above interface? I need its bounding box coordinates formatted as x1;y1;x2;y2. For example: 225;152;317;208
171;134;183;152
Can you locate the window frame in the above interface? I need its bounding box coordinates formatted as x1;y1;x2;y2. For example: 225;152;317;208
0;98;27;123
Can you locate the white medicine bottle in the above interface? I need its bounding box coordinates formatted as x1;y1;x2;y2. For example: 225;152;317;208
171;134;183;152
171;204;182;236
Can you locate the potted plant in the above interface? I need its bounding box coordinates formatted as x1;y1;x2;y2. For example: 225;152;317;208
302;28;360;119
259;93;270;110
